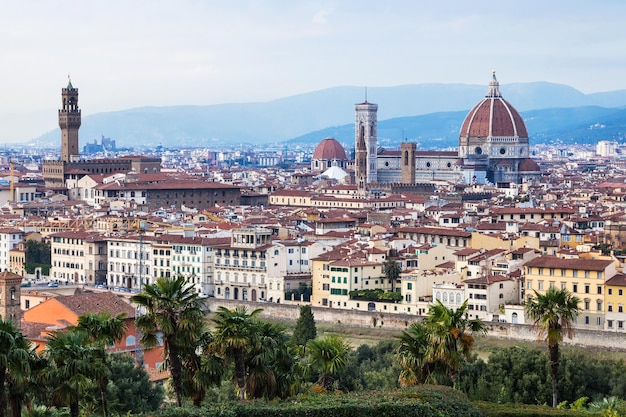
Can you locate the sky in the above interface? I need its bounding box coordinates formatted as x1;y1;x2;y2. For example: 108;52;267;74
2;0;626;143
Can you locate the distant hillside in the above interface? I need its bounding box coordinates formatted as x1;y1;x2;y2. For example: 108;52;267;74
30;82;626;149
289;106;626;150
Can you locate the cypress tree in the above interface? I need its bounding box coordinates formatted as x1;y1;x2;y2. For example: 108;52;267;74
292;305;317;346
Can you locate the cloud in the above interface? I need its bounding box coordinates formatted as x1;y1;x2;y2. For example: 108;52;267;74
312;7;333;25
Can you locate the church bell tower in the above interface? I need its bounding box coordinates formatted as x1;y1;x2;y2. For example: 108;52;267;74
59;78;81;162
355;100;378;185
0;271;23;325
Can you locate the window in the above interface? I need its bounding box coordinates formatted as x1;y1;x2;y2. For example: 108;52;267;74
609;289;613;295
609;304;613;312
597;301;602;311
619;304;624;313
573;270;578;278
619;321;624;329
585;285;590;294
620;289;624;296
608;320;614;328
585;271;590;278
573;284;578;293
527;280;532;290
538;281;544;290
407;283;413;290
597;286;602;295
584;316;589;325
584;300;590;310
597;317;602;326
561;282;566;290
125;335;136;346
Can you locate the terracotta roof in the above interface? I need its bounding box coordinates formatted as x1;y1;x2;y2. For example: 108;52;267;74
312;138;348;160
55;291;136;318
525;256;614;271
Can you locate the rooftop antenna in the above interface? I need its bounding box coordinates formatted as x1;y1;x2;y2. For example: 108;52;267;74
364;86;368;103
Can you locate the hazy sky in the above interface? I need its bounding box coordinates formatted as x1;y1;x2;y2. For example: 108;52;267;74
2;0;626;143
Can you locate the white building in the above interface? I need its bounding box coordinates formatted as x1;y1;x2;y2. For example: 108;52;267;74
0;228;24;272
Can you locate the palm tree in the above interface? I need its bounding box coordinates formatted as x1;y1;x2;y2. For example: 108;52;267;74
131;276;205;407
211;306;262;401
396;300;486;389
45;329;93;417
422;299;486;388
383;259;402;293
396;322;446;386
180;325;224;406
525;287;580;408
245;321;296;399
74;312;127;417
0;319;30;417
306;335;350;391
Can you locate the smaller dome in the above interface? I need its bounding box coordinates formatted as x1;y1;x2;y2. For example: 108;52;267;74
518;158;540;172
313;138;347;161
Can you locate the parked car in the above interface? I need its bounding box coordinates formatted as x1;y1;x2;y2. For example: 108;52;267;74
48;282;59;288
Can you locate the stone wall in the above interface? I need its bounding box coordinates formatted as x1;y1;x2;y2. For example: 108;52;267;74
206;299;626;350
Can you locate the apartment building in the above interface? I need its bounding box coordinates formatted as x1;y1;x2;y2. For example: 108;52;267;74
50;230;107;285
0;228;23;272
604;273;626;332
525;256;617;330
213;228;272;302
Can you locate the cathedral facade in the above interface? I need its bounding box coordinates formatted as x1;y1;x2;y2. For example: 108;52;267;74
353;72;541;188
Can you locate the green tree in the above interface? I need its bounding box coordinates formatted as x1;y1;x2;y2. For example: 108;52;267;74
73;312;127;417
246;321;297;399
0;319;31;417
180;325;224;406
525;287;581;408
422;300;486;388
397;321;447;386
45;329;93;417
292;305;317;347
104;354;163;414
383;259;402;293
424;300;487;387
306;335;350;391
396;300;486;389
24;240;51;275
131;276;205;407
211;306;263;401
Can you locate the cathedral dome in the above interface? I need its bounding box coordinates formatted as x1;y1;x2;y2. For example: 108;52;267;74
459;72;528;139
313;138;347;161
518;158;540;172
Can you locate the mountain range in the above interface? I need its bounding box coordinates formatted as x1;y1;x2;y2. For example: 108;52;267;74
31;82;626;150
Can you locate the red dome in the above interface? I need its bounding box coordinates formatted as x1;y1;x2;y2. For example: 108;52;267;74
313;138;347;160
460;73;528;139
518;158;540;172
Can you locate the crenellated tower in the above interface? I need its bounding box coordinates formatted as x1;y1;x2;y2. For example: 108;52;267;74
59;78;81;162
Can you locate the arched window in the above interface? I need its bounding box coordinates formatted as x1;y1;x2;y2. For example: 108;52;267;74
443;292;448;302
436;291;441;300
125;335;136;346
456;293;462;304
404;150;409;165
511;312;518;324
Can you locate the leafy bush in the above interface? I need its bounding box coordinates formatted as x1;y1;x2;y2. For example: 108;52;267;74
155;387;481;417
475;401;604;417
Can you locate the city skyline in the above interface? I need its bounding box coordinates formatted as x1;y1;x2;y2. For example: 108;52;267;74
2;0;626;143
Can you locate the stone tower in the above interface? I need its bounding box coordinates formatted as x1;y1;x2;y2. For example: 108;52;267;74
401;142;416;184
355;101;378;184
59;78;81;162
355;132;367;192
0;271;22;324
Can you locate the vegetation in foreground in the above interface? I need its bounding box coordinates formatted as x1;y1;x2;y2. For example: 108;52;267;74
3;278;626;417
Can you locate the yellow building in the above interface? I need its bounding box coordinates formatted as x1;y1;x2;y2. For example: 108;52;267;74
525;256;617;330
604;273;626;332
